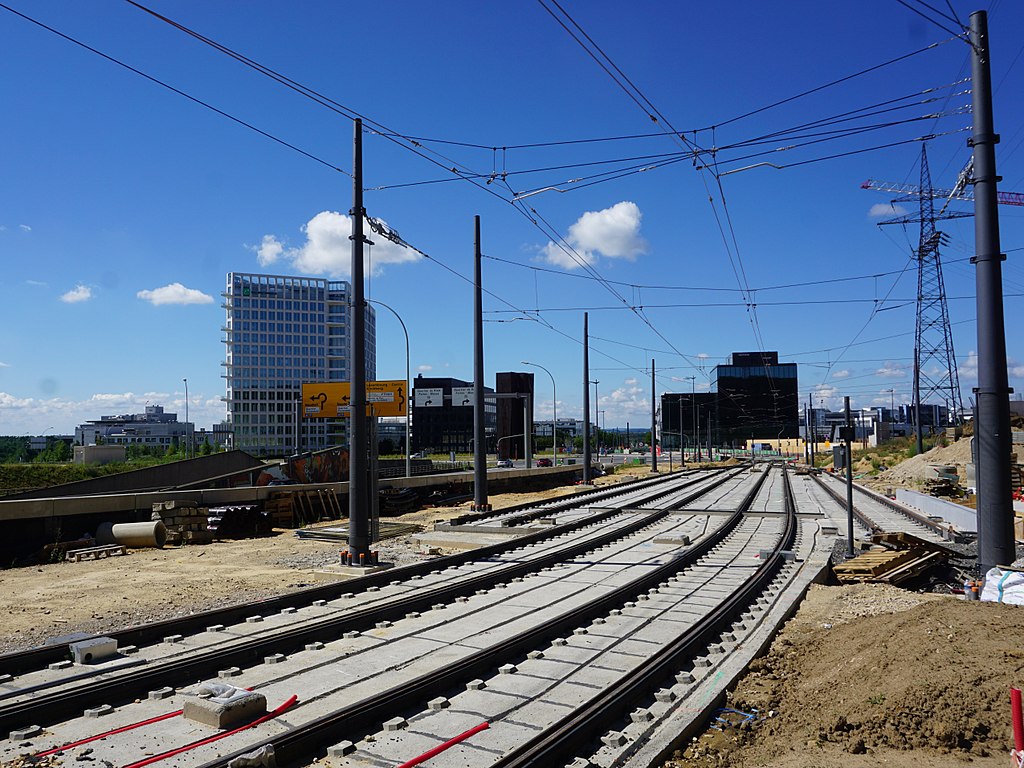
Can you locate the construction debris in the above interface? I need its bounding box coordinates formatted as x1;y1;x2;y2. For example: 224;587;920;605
207;505;272;539
66;544;127;563
833;532;957;586
152;500;212;545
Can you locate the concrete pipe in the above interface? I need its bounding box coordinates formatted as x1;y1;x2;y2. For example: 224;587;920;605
96;521;167;549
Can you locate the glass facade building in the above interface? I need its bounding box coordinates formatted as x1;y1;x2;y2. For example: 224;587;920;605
222;272;376;457
713;351;799;444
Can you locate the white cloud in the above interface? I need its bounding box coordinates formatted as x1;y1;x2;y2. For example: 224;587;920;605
868;203;908;218
137;283;214;306
0;362;9;368
25;279;47;287
960;351;977;380
60;284;92;303
19;224;31;232
541;201;647;269
253;212;420;278
417;364;433;372
832;369;851;379
875;362;907;379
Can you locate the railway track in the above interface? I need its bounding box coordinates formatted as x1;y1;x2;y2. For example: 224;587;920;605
1;465;831;768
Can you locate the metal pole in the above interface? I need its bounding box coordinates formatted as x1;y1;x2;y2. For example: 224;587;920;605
845;395;855;558
593;379;600;456
523;361;557;466
472;216;488;510
679;394;685;467
347;118;371;565
368;299;410;478
523;395;532;469
651;359;658;472
971;10;1014;572
182;378;189;459
582;313;591;483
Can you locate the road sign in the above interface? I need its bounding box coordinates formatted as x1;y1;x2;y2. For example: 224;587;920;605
452;386;475;406
415;387;443;407
302;380;407;418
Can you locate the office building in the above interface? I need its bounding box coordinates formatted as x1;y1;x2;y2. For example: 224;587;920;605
411;375;495;453
714;351;799;444
496;372;534;461
222;272;376;457
75;405;191;449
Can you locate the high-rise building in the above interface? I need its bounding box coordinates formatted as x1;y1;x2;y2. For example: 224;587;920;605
222;272;376;457
714;351;798;444
496;372;534;461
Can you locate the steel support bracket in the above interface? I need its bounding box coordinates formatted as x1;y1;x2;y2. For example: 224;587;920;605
970;252;1006;264
973;386;1015;395
967;132;1000;147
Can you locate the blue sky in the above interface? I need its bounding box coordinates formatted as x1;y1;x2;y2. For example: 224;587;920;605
2;0;1024;436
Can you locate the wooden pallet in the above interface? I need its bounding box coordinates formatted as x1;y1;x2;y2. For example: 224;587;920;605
66;544;127;563
834;549;918;578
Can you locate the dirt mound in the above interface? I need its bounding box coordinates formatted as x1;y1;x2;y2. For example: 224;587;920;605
869;438;973;489
668;584;1022;767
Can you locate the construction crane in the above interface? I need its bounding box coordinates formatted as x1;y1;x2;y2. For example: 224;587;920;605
863;159;1024;209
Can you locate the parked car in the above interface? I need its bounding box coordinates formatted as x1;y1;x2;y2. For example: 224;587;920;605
496;459;514;468
536;458;553;467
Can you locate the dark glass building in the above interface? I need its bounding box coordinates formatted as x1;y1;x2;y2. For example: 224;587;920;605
411;375;495;454
496;372;535;460
713;351;799;444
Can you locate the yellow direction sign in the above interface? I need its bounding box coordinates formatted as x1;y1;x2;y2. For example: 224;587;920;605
302;381;407;418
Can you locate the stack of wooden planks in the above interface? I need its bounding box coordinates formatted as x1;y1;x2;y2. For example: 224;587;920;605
833;531;957;586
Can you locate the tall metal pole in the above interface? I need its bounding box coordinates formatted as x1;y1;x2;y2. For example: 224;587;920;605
523;361;556;465
845;395;855;558
651;359;658;472
971;11;1014;572
182;378;189;459
678;394;685;467
593;380;600;455
347;118;371;564
582;313;591;483
472;216;488;510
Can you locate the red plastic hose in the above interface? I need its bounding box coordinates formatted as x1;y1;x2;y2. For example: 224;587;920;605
1012;687;1024;752
35;709;183;757
396;721;490;768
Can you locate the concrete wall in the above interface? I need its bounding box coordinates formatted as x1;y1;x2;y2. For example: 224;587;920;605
894;488;977;533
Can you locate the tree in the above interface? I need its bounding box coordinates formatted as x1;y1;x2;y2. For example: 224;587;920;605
200;439;213;456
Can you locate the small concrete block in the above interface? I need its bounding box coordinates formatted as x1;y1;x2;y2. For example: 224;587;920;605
312;600;327;607
428;697;450;710
693;657;711;668
467;679;487;690
631;708;654;723
264;654;286;665
593;617;606;624
708;644;724;654
568;760;593;768
610;609;622;615
341;592;355;599
406;612;421;619
624;601;637;608
511;576;524;582
121;645;139;655
456;596;469;603
527;650;545;660
676;672;695;684
305;642;325;651
163;634;184;644
602;731;628;747
246;616;264;624
9;725;41;740
343;631;360;639
206;624;226;633
655;689;677;703
552;638;568;646
475;589;489;596
0;674;12;683
638;594;650;601
573;628;588;636
328;741;356;757
499;664;518;675
218;667;242;678
432;603;446;610
383;717;407;731
70;636;118;665
184;689;267;729
376;621;393;629
722;633;737;643
280;607;297;615
84;704;114;718
148;687;175;700
366;586;381;592
48;660;73;671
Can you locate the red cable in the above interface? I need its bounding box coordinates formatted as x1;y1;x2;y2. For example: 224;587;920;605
120;695;299;768
395;721;490;768
1012;688;1024;752
35;710;183;757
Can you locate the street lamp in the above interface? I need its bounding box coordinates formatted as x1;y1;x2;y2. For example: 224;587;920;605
684;376;695;462
522;360;556;465
369;299;411;478
182;378;189;459
590;379;600;454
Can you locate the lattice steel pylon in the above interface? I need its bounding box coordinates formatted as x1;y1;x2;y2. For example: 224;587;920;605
874;144;967;453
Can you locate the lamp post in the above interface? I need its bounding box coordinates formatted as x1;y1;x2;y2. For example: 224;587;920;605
182;378;189;459
590;379;600;455
522;360;557;465
369;299;411;478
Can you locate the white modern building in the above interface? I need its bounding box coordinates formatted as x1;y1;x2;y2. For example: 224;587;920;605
222;272;376;457
75;405;190;449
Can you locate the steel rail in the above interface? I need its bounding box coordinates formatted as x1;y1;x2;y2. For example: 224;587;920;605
489;466;798;768
0;469;720;677
0;470;750;733
809;470;948;536
196;467;773;768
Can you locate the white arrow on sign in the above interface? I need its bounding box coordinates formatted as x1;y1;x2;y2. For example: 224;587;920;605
451;386;475;406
